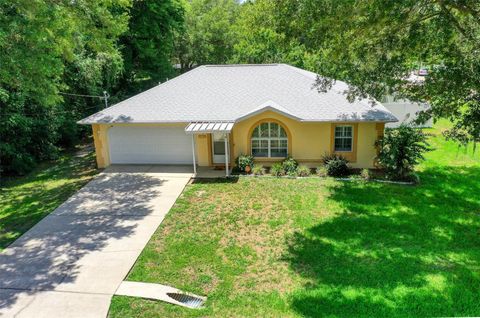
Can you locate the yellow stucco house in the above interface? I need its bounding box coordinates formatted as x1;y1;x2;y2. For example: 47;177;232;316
78;64;397;175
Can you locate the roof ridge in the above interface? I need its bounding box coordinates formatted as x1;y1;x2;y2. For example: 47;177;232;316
279;64;319;80
280;64;355;95
204;64;280;67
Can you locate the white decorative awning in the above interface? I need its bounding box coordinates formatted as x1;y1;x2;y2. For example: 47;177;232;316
185;121;234;134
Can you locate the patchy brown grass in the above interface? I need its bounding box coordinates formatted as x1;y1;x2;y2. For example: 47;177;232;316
136;178;332;298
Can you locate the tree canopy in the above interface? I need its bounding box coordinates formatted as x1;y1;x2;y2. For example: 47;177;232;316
174;0;239;72
119;0;184;94
272;0;480;145
0;0;131;173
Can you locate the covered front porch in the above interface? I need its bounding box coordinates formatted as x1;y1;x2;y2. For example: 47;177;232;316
185;121;235;178
195;166;233;178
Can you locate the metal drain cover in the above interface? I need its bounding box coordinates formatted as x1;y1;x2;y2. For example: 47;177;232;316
115;281;207;309
167;292;205;308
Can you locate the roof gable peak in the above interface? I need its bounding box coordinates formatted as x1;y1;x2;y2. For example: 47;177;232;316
235;100;301;122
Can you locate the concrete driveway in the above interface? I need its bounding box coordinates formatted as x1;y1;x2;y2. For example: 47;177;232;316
0;165;192;318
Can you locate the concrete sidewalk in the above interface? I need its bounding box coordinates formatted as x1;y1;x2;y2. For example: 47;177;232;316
0;165;192;318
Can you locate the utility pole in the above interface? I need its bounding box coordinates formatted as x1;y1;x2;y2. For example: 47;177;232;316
103;91;110;109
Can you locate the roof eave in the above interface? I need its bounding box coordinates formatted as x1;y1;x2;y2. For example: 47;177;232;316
299;118;398;123
78;117;399;125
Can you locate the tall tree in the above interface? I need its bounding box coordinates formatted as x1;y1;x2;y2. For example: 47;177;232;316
119;0;184;94
231;0;314;67
59;50;125;148
0;0;131;174
274;0;480;145
175;0;240;72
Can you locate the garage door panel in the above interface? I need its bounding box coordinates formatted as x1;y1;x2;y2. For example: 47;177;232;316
108;126;193;164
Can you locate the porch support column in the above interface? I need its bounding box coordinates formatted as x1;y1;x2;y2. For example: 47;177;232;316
191;134;197;175
224;133;229;177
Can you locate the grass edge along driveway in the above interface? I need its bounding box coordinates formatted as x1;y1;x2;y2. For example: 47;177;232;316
0;147;98;250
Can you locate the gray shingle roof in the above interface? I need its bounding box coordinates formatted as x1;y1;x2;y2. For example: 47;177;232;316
78;64;397;124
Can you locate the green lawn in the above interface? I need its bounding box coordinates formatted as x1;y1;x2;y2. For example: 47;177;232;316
109;123;480;317
0;146;98;250
422;119;479;168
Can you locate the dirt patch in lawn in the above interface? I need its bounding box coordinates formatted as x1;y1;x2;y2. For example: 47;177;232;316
129;178;333;298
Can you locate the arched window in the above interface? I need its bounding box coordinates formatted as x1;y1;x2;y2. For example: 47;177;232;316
251;122;288;157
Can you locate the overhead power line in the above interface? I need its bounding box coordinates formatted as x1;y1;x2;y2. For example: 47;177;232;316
59;92;104;98
0;105;100;117
59;90;110;108
0;90;111;120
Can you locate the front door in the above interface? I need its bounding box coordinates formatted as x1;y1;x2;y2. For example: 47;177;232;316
212;133;226;164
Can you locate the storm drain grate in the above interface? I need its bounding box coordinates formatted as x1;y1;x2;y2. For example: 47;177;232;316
167;292;205;308
115;281;207;309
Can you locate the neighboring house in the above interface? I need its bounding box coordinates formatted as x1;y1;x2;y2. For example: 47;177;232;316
382;70;433;128
78;64;397;174
382;95;433;128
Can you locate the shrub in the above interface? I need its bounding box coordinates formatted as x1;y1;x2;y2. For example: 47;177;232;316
322;154;350;177
286;169;298;177
270;162;284;177
0;93;61;175
282;157;298;175
376;124;430;180
252;165;265;176
296;165;311;177
325;159;349;177
231;166;243;174
235;154;254;172
360;168;371;181
316;166;328;177
57;118;80;148
321;153;343;165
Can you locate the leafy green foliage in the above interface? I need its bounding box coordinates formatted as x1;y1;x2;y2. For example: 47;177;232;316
0;0;131;174
0;0;185;175
296;165;311;177
282;157;298;175
119;0;184;94
0;148;97;249
376;125;430;180
174;0;239;71
322;154;350;177
60;51;126;148
269;162;284;177
251;165;265;176
316;166;328;177
235;154;254;172
272;0;480;145
230;0;305;65
0;92;60;174
360;168;372;181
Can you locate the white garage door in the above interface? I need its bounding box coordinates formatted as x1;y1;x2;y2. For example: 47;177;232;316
108;126;193;164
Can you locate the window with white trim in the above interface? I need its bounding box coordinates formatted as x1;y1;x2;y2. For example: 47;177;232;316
251;122;288;157
334;125;353;152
